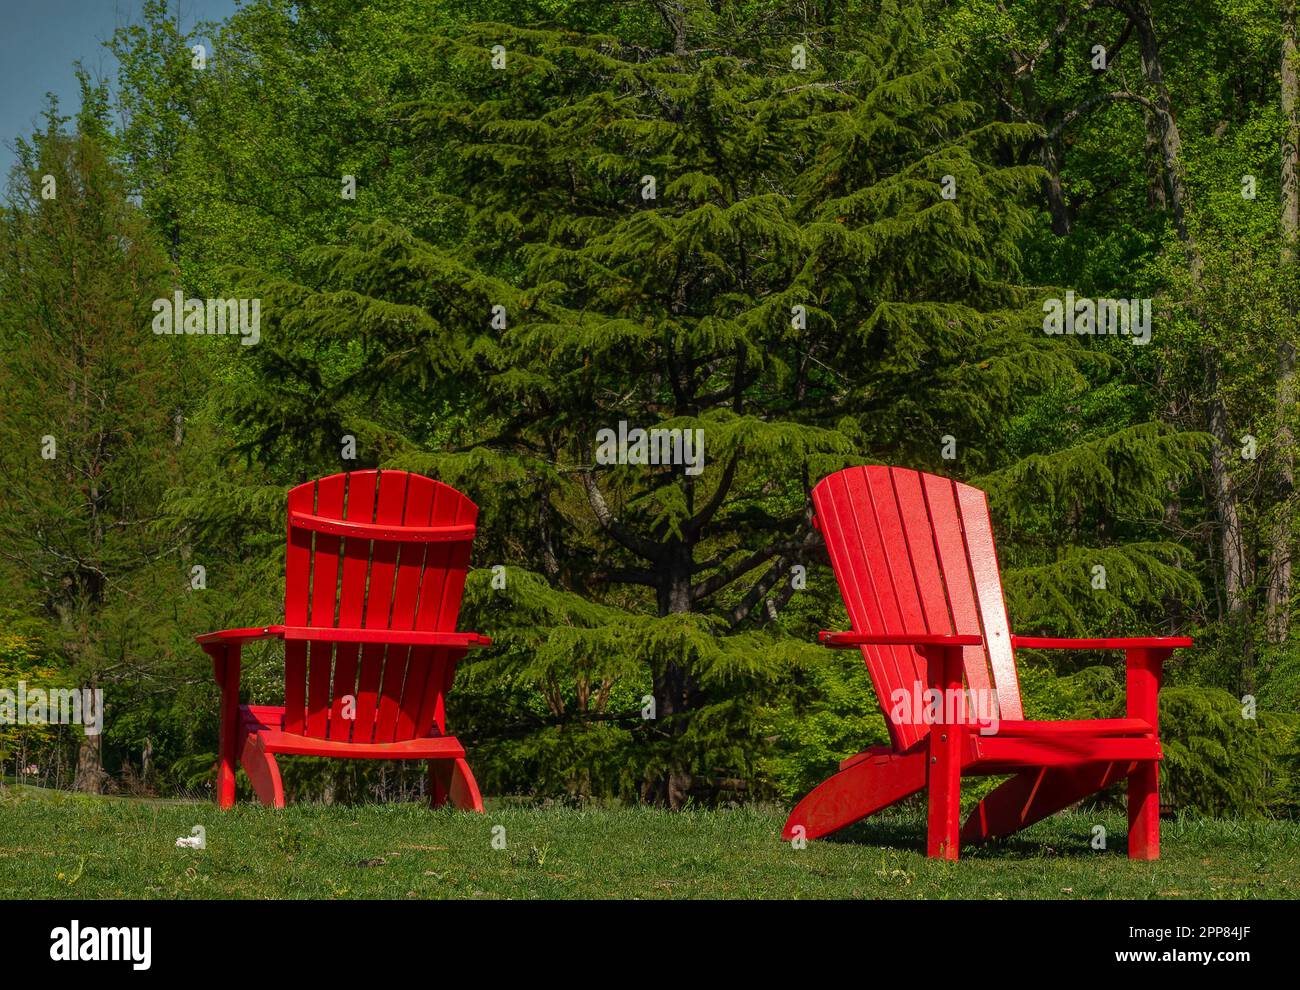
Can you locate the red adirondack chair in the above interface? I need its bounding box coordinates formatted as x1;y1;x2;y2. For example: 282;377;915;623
198;470;490;811
783;465;1192;860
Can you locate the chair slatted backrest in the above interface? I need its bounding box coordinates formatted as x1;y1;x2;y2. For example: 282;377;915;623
283;470;478;743
812;465;1023;751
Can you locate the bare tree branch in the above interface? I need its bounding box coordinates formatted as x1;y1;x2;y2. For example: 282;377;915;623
581;469;663;562
685;455;738;537
693;531;820;603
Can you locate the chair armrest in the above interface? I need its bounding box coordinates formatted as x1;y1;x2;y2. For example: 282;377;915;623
1011;636;1193;650
1011;636;1191;725
197;625;490;648
279;627;491;648
196;625;286;646
818;631;982;648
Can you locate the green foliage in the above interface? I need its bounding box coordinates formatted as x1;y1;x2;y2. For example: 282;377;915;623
1017;659;1300;816
1160;689;1299;817
762;642;888;800
0;629;66;777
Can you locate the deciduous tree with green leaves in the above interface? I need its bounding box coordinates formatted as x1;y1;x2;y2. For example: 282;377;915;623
0;105;196;792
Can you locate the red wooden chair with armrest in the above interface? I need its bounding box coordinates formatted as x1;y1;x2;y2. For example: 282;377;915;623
198;470;490;811
782;465;1192;859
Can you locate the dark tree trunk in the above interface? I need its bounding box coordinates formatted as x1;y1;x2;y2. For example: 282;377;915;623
1125;0;1254;683
645;540;697;809
1269;0;1300;645
1041;138;1071;235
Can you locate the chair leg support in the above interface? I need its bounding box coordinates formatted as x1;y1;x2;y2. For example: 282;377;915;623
240;730;285;808
963;762;1131;845
428;758;484;813
781;750;928;842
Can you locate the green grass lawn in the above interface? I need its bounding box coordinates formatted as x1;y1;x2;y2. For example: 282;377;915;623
1;783;1296;898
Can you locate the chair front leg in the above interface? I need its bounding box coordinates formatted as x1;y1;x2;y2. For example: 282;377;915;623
213;644;242;810
923;644;964;860
1125;647;1171;860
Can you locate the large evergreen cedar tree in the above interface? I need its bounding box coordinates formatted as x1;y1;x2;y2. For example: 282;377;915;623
223;3;1201;804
